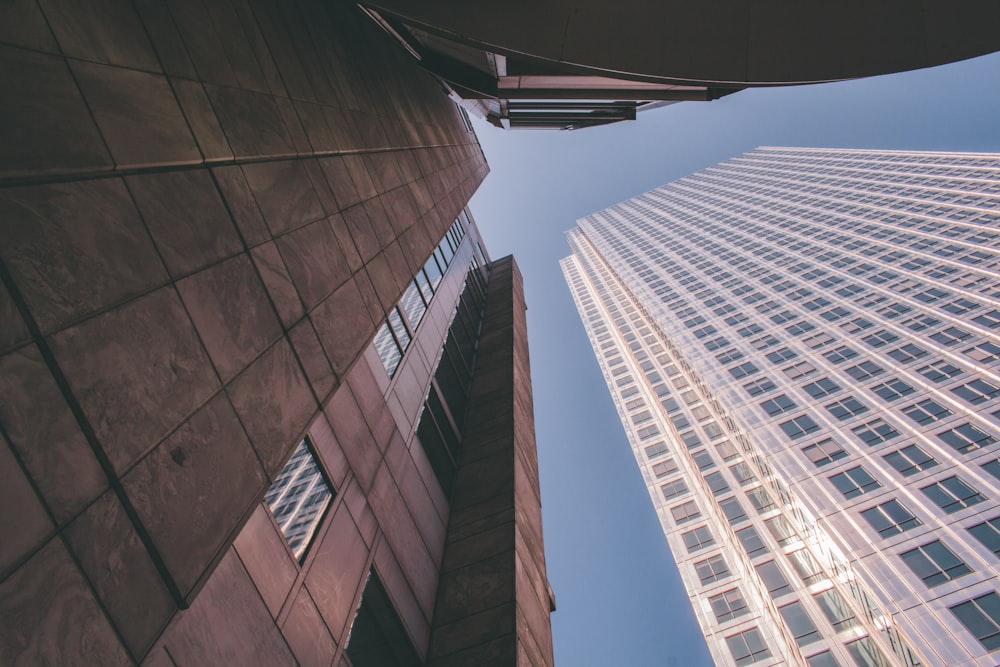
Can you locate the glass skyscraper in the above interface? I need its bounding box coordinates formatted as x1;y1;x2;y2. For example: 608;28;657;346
561;147;1000;666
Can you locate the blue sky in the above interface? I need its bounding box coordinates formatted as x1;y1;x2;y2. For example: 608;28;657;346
468;52;1000;666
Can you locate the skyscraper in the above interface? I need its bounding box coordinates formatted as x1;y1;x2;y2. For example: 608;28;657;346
562;147;1000;666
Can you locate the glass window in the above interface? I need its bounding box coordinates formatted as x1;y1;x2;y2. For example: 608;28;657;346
829;466;881;498
661;479;688;500
778;600;820;646
846;360;884;381
921;476;985;514
953;379;1000;405
900;540;972;587
826;396;869;421
937;423;997;453
725;628;771;666
264;438;335;562
720;496;748;525
861;499;921;538
671;500;701;525
744;377;776;397
805;650;840;667
729;362;759;379
814;588;858;632
682;526;715;553
883;445;939;476
651;459;677;478
845;636;891;667
780;415;821;440
755;560;792;597
761;394;796;416
917;359;964;383
803;377;840;399
736;525;768;557
951;592;1000;650
788;549;825;585
695;554;730;584
852;418;899;446
902;399;952;425
802;438;847;467
870;378;915;402
709;588;749;623
969;517;1000;558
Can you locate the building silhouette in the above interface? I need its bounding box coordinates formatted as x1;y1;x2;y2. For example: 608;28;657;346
0;1;553;664
563;147;1000;666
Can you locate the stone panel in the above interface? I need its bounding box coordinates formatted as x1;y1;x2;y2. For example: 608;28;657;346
282;587;338;667
242;160;325;236
250;241;305;328
0;0;58;52
64;489;176;657
38;0;160;71
176;254;282;382
233;504;298;618
70;60;200;169
289;318;337;399
275;217;352;310
312;277;377;376
0;345;107;523
0;436;53;579
171;78;233;162
50;287;220;474
0;45;111;178
213;165;271;247
206;85;294;158
0;178;168;333
0;539;131;666
305;505;370;639
126;169;242;279
226;338;317;479
122;392;265;599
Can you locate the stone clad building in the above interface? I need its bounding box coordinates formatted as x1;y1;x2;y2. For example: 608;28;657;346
0;1;553;664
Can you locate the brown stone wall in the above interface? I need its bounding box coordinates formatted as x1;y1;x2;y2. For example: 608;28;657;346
428;256;555;667
0;0;486;663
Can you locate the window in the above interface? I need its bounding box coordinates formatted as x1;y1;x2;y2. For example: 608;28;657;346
671;500;702;525
965;341;1000;363
735;526;768;557
861;499;921;538
766;347;798;364
729;461;756;485
780;415;821;440
900;540;972;587
726;628;771;666
744;377;776;397
845;636;891;667
709;588;749;623
931;326;973;347
717;348;745;364
661;479;688;500
937;423;997;453
802;438;847;467
803;377;840;399
644;442;668;459
705;471;731;495
761;394;797;416
888;343;928;363
729;362;759;379
826;396;869;421
695;554;730;584
682;526;715;553
922;476;985;513
720;496;748;525
953;379;1000;405
917;360;963;383
814;589;858;632
884;445;939;476
951;592;1000;650
804;332;836;349
846;360;884;382
692;450;715;471
264;438;335;562
902;399;952;425
862;329;899;348
651;459;677;478
765;515;796;544
974;309;1000;329
788;549;824;585
750;334;780;351
755;560;792;598
805;651;839;667
969;517;1000;558
852;418;899;446
870;378;915;402
747;487;776;514
784;360;818;380
829;466;881;498
778;601;820;646
716;440;739;461
823;345;859;364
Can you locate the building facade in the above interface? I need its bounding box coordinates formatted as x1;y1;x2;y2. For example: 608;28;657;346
0;1;552;664
562;147;1000;666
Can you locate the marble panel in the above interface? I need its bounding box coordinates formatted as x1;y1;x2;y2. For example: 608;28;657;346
39;0;160;71
289;318;336;399
323;385;379;492
341;204;380;265
176;254;282;382
318;156;361;210
0;436;53;579
171;78;233;161
242;160;325;236
70;60;199;168
166;0;237;87
0;177;167;334
274;218;351;310
0;0;57;52
226;338;316;479
212;165;270;247
64;489;175;657
233;504;297;618
0;539;131;666
281;587;337;667
311;277;376;377
304;505;369;638
126;169;242;278
132;0;196;78
249;241;305;328
161;551;295;665
0;283;29;353
49;287;219;474
122;392;265;599
0;345;107;523
206;85;294;158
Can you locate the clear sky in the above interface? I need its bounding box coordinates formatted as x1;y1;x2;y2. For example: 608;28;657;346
467;52;1000;666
